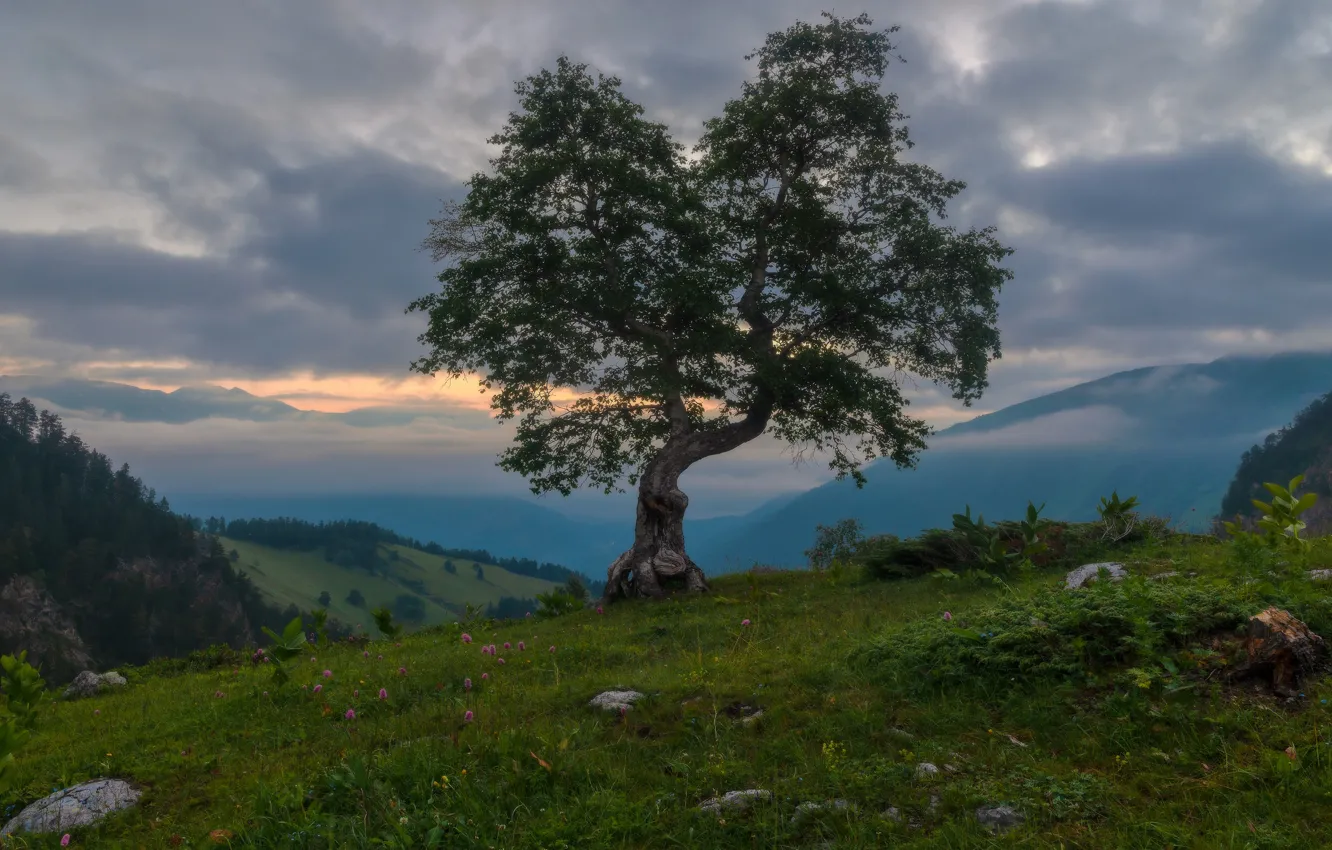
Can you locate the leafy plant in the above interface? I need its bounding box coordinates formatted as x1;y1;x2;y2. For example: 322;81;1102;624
310;608;330;649
370;606;401;641
259;616;310;685
0;651;45;797
805;519;865;571
1097;491;1142;542
1222;475;1320;556
535;589;583;619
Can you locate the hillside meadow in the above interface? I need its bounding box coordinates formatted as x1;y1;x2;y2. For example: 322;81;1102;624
3;512;1332;847
219;539;562;631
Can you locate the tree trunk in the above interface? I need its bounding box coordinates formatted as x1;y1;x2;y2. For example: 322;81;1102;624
604;447;708;601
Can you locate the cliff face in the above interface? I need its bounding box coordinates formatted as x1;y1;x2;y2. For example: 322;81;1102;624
0;575;94;684
0;541;257;686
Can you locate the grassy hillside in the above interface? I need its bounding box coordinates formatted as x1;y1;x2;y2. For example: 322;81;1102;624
220;537;561;629
8;506;1332;847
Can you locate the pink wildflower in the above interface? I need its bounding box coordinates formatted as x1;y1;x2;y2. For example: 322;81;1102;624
526;612;532;618
61;835;70;847
395;642;402;647
518;641;526;651
503;642;511;650
363;651;370;658
398;666;407;676
378;688;388;700
313;684;322;694
345;708;355;720
461;633;472;643
377;654;383;660
464;710;474;723
464;677;472;690
497;658;505;665
353;689;359;698
482;672;489;680
549;645;556;653
943;611;953;622
596;606;604;614
215;691;225;698
323;669;332;678
741;619;751;627
93;709;100;716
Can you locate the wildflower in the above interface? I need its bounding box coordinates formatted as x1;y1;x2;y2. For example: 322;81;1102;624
61;835;70;846
464;678;472;690
313;684;322;694
943;611;953;622
503;642;511;650
93;709;100;716
353;689;359;698
526;612;532;618
518;641;526;651
310;657;316;663
482;673;489;680
323;669;332;679
497;658;505;665
549;645;556;653
464;710;474;723
263;691;268;697
489;644;497;655
395;642;402;648
377;654;383;660
345;708;355;720
398;666;407;676
363;651;370;658
461;633;473;644
596;606;604;614
214;691;225;698
379;688;388;700
741;619;751;627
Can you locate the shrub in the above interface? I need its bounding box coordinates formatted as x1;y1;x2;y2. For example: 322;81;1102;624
853;577;1257;693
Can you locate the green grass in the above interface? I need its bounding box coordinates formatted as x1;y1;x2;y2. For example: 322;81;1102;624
219;538;561;630
7;527;1332;847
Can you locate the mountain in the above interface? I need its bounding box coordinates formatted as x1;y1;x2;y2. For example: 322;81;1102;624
688;350;1332;571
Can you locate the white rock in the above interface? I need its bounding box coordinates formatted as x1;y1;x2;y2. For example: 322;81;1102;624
62;671;127;700
588;690;644;712
698;789;771;813
2;779;141;835
914;762;939;778
976;804;1024;833
1065;562;1127;589
1309;569;1332;581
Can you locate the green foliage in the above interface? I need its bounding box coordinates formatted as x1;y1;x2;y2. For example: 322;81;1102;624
310;607;330;648
259;616;310;685
1218;388;1332;522
564;573;589;602
370;606;401;640
535;588;583;619
408;11;1013;503
0;651;44;798
346;588;365;608
1096;490;1142;542
856;576;1257;693
1223;475;1320;555
805;518;864;571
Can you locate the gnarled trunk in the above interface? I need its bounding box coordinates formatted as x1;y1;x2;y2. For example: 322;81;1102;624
604;448;708;600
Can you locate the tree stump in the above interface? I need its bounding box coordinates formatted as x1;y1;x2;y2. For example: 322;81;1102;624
1231;607;1326;697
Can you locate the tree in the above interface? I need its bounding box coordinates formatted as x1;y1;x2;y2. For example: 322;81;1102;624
443;559;457;574
318;590;332;608
346;588;365;608
410;12;1013;602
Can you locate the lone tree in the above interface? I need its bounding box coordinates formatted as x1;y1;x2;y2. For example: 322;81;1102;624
409;12;1013;602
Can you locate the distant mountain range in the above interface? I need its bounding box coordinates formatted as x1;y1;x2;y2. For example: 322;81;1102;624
7;348;1332;577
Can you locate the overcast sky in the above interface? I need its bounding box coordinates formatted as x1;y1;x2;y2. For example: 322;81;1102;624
1;0;1330;519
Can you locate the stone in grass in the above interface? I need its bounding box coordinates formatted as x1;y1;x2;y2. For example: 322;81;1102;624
62;670;127;700
2;779;141;835
914;762;940;779
790;799;853;825
588;690;644;712
1064;562;1127;590
975;804;1024;834
698;790;771;814
1309;569;1332;581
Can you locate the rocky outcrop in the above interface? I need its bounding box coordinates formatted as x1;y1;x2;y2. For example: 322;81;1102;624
1;778;141;835
62;670;128;700
0;575;93;684
1065;562;1127;589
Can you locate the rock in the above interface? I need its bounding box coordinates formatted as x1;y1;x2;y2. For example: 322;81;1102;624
790;799;852;824
1231;607;1327;697
914;762;939;779
880;806;901;822
723;701;764;726
62;670;128;700
0;575;94;685
589;690;644;712
976;804;1024;833
1065;562;1127;589
1149;571;1180;581
698;789;771;814
1;779;141;835
1309;569;1332;581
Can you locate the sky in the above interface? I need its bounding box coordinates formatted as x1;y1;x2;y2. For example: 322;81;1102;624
1;0;1330;519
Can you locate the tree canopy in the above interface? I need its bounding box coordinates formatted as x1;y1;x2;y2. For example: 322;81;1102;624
410;12;1013;505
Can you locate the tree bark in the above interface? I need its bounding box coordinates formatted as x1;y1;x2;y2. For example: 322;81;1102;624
604;445;708;600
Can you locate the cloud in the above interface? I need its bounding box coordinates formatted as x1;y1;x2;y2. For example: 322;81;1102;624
930;405;1140;449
